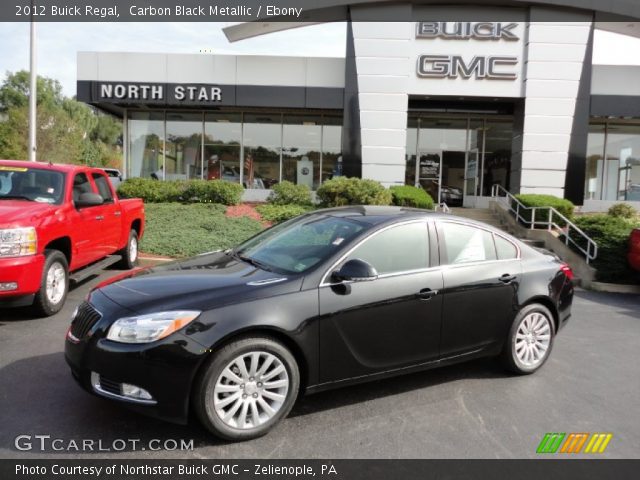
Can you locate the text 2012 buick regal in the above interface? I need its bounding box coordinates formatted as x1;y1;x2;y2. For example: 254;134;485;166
65;206;574;441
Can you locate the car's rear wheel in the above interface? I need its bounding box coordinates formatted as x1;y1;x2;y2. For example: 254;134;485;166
193;336;299;441
117;229;138;269
501;303;555;374
33;250;69;317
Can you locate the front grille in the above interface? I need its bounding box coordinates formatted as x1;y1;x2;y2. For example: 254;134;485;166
69;302;102;339
99;376;122;396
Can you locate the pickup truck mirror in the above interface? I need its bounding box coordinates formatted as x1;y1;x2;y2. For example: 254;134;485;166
75;192;104;208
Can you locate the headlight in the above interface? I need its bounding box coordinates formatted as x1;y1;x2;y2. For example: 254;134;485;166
0;227;37;257
106;310;201;344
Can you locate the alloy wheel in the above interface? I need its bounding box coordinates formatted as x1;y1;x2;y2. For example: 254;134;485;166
213;351;289;430
514;312;552;368
45;261;66;305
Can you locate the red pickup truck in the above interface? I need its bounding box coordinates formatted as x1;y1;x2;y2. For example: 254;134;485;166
0;160;144;316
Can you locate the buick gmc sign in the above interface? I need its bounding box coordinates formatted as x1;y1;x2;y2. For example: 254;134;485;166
415;22;520;80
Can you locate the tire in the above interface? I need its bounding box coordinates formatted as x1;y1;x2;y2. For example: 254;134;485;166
32;250;69;317
193;336;300;441
117;229;139;269
501;303;556;375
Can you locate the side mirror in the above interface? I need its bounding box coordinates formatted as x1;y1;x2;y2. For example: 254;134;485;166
332;259;378;283
75;192;104;208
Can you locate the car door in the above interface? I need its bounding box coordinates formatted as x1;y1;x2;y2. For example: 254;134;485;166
91;172;121;256
318;220;444;383
68;172;103;268
436;221;522;357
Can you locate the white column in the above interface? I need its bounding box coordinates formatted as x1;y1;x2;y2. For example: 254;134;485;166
518;11;593;196
351;20;411;187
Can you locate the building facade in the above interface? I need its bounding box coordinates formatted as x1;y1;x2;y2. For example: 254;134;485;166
77;3;640;211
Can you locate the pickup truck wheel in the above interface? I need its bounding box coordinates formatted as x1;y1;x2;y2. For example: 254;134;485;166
118;229;139;269
33;250;69;317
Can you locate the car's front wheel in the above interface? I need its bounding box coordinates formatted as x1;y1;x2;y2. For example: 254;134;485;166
33;250;69;317
501;303;555;374
193;336;300;441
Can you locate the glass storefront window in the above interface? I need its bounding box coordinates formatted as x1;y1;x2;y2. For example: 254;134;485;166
204;112;242;183
128;112;164;179
165;112;203;180
605;125;640;202
243;114;282;189
482;119;513;196
282;115;322;189
585;122;640;202
321;115;343;183
405;117;418;186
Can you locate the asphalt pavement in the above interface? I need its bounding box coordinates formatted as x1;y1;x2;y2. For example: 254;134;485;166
1;268;639;459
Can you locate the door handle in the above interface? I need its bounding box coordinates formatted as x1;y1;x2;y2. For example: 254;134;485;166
499;274;516;284
114;211;121;217
95;215;104;221
418;288;438;300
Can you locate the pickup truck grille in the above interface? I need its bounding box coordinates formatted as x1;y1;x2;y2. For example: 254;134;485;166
70;302;102;340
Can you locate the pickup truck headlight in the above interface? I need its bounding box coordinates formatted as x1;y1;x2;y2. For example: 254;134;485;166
106;310;201;344
0;227;37;257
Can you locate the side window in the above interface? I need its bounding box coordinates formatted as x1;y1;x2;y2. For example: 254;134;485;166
72;173;93;203
494;234;519;260
92;173;114;202
345;222;429;275
440;222;497;265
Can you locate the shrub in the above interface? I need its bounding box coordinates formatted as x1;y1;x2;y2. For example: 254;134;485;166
182;179;243;205
268;181;312;206
390;185;434;210
608;203;637;219
256;204;312;223
118;178;242;205
515;194;575;226
140;203;263;258
118;178;186;202
573;214;640;283
316;177;392;207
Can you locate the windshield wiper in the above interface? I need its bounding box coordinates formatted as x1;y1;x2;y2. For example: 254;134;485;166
0;195;33;201
236;253;273;272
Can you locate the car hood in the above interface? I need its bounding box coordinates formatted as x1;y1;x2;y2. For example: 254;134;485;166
0;200;58;227
97;251;303;314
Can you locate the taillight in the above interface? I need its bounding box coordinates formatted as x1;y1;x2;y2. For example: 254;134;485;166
560;263;574;281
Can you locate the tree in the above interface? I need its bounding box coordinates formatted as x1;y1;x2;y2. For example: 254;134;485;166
0;70;64;111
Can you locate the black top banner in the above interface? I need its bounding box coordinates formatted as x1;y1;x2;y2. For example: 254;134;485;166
1;0;640;22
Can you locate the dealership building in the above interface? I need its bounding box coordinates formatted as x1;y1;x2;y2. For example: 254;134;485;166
77;1;640;211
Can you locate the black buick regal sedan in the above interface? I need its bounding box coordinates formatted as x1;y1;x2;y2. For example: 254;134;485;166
65;206;574;441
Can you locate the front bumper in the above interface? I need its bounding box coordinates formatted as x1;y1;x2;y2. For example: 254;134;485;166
0;254;45;300
64;292;209;424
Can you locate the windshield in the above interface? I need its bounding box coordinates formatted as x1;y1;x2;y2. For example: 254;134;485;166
0;166;65;205
234;214;367;274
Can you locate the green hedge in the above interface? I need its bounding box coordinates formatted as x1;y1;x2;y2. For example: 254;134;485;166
390;185;434;210
316;177;392;207
140;203;263;257
515;194;575;226
608;203;638;219
256;204;312;223
117;178;243;205
573;214;640;283
267;180;312;206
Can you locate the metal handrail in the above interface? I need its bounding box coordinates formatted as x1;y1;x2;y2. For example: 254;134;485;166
491;184;598;264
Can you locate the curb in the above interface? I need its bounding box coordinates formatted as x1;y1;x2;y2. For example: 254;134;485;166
587;281;640;294
138;254;175;266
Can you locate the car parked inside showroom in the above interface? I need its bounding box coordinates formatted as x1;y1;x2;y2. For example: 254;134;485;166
65;206;574;441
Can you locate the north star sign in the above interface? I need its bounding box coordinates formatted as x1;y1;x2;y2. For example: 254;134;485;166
416;22;520;80
98;83;222;102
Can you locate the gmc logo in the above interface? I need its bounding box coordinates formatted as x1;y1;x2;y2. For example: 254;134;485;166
417;55;518;80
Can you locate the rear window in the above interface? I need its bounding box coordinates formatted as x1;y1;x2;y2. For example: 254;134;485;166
440;222;497;265
494;234;519;260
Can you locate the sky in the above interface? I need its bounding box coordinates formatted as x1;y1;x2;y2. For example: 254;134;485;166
1;22;640;97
